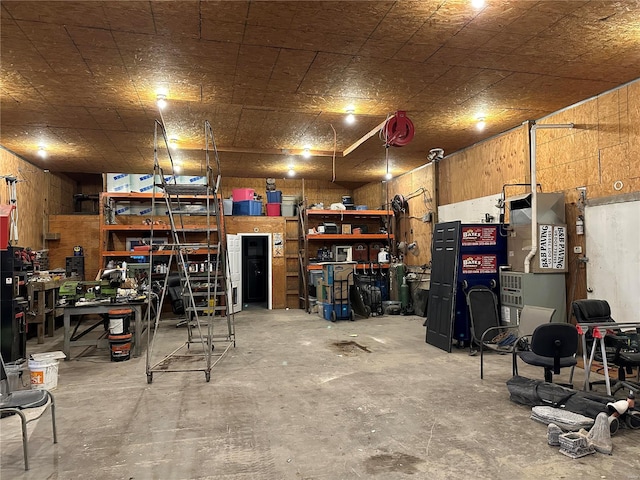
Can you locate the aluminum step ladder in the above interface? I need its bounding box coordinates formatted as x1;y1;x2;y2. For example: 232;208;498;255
145;120;235;383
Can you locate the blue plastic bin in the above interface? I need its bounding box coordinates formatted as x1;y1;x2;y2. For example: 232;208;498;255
233;200;262;215
266;190;282;203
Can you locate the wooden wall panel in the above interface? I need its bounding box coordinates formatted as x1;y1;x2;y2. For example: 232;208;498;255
1;147;77;250
382;164;436;267
353;182;385;210
48;215;101;281
438;126;529;206
225;216;286;309
220;177;352;209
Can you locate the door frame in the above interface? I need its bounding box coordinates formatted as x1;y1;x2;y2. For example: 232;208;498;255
238;233;273;310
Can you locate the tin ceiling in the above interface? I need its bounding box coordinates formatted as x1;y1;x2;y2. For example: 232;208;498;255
1;1;639;185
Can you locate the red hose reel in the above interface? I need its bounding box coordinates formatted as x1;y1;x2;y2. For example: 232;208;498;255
382;111;415;147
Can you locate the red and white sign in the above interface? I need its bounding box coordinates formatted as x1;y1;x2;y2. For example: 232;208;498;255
462;254;498;274
461;226;497;246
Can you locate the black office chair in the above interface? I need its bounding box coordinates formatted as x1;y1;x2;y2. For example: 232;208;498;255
572;299;640;395
0;354;58;470
513;323;578;385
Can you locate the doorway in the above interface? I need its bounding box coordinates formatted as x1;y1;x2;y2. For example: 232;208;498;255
240;234;272;309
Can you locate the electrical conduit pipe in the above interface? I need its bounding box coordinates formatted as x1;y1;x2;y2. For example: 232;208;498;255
524;121;574;273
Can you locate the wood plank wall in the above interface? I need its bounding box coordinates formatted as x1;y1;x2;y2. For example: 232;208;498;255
358;78;640;314
1;147;77;250
225;216;287;309
220;177;353;209
353;165;436;268
48;215;101;281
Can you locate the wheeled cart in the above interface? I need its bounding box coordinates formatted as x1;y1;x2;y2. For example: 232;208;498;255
317;262;356;322
328;276;354;322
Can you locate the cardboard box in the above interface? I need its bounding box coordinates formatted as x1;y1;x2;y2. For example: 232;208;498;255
106;173;130;193
317;278;349;303
320;262;356;285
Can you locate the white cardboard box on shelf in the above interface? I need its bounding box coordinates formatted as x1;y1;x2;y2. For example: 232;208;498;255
106;173;131;193
130;173;155;193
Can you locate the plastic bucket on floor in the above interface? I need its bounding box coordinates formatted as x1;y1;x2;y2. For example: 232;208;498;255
109;333;132;362
109;308;131;335
29;359;59;390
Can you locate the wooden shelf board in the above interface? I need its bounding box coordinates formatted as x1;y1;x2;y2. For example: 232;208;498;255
103;225;218;232
306;209;393;216
307;233;393;240
307;263;390;270
102;192;219;200
103;249;218;257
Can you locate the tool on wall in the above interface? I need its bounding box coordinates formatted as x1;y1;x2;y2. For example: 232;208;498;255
1;176;20;245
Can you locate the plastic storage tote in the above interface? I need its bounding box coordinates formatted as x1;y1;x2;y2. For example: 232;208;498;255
266;203;281;216
232;188;255;201
233;200;262;216
266;190;282;203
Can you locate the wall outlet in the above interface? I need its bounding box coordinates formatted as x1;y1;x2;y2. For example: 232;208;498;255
573;246;583;254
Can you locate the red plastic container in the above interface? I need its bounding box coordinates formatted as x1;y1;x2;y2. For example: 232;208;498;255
266;203;281;216
0;205;15;250
232;188;255;201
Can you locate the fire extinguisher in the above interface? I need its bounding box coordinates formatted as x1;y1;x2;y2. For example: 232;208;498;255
576;215;584;235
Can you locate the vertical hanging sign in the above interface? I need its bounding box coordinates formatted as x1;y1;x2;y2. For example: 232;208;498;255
539;224;566;270
539;224;552;269
552;225;566;270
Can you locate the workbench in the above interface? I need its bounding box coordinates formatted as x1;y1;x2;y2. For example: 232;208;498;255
27;279;63;343
63;302;146;360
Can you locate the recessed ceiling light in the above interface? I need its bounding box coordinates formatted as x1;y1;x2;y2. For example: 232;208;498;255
173;163;182;173
156;94;167;110
471;0;485;9
384;172;393;181
169;137;178;149
476;116;486;131
288;168;296;177
37;146;47;158
345;106;356;125
302;147;311;159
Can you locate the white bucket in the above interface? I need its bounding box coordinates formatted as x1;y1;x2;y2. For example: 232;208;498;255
109;318;124;335
29;359;59;391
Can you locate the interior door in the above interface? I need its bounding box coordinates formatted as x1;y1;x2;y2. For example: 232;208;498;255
426;221;461;352
227;234;242;313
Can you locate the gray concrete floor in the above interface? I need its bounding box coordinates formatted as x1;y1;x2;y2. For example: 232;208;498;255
2;309;639;479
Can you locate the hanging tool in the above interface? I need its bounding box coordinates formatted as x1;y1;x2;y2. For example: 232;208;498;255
2;176;19;245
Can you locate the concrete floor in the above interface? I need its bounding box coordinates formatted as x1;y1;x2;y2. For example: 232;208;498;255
2;309;639;479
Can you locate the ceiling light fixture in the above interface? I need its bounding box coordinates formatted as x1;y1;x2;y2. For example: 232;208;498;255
345;106;356;125
37;146;47;159
156;94;167;110
169;137;178;149
471;0;485;9
476;116;486;131
173;163;182;173
302;147;311;159
288;167;296;177
384;172;393;181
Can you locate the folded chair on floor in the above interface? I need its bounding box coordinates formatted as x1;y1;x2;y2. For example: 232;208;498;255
513;322;578;387
572;299;640;395
0;354;57;470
